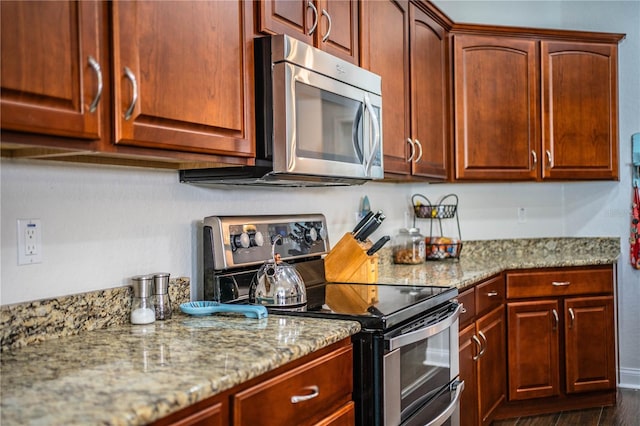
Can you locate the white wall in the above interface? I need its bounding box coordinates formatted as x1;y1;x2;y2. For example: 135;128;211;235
1;1;638;387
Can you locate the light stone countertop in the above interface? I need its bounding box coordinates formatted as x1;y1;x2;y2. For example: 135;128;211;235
375;237;620;289
0;313;360;426
0;237;620;425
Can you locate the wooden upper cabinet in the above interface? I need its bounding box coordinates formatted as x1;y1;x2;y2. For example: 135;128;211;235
112;1;254;157
361;1;449;180
1;1;105;140
409;4;449;179
258;0;359;64
541;41;619;180
360;0;411;176
453;35;539;181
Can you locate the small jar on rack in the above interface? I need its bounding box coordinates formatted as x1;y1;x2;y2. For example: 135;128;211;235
392;228;426;264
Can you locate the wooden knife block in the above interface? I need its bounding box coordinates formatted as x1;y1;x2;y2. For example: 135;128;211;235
324;233;379;284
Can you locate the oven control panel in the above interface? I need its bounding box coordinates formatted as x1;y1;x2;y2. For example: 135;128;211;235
204;214;329;270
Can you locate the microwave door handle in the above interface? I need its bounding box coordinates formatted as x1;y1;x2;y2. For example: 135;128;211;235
387;304;462;351
352;104;365;164
363;94;380;175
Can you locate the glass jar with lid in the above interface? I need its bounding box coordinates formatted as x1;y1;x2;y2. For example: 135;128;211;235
392;228;426;264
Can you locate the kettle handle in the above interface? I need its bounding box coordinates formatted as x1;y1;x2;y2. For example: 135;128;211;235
270;234;282;262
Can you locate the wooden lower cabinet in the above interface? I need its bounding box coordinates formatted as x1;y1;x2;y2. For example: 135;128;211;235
151;339;354;426
458;275;507;426
233;344;353;425
497;266;616;419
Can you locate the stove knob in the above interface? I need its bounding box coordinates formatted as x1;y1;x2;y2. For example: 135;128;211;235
317;226;327;241
232;232;251;250
305;227;318;243
252;231;265;247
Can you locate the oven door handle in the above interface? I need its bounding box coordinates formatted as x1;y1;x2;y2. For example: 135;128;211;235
426;380;465;426
387;303;462;351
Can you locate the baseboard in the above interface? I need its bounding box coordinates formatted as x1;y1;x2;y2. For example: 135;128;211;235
619;367;640;389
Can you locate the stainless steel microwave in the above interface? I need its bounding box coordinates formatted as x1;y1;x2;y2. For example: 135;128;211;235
180;34;383;187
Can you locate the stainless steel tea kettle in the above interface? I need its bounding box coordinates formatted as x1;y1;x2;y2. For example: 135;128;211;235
249;235;307;309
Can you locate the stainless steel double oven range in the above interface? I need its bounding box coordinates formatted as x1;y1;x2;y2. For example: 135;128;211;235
203;214;463;426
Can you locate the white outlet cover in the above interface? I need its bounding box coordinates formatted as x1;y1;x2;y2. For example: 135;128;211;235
17;219;42;265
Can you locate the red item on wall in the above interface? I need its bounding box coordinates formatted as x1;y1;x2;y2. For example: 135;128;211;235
631;187;640;269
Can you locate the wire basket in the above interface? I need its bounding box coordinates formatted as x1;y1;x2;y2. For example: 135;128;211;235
412;194;458;219
425;237;463;260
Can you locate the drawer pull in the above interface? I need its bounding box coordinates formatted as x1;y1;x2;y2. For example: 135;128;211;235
568;308;575;329
87;56;103;113
486;290;499;297
551;281;571;286
477;331;487;359
123;66;138;120
552;308;559;331
471;335;483;361
291;385;320;404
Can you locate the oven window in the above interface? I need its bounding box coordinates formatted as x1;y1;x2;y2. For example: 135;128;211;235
295;81;363;164
400;326;451;419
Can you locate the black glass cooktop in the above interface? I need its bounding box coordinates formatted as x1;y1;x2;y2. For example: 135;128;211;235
270;282;458;331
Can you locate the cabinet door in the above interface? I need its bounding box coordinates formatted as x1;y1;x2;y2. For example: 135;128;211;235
476;305;506;425
409;4;449;180
316;0;359;64
565;296;616;393
459;324;479;426
257;1;358;65
258;0;314;44
541;41;618;180
360;0;412;176
507;300;560;401
453;35;539;181
1;0;104;140
112;1;254;157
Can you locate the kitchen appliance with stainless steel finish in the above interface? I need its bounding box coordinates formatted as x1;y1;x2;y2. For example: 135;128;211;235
203;214;462;426
180;34;383;187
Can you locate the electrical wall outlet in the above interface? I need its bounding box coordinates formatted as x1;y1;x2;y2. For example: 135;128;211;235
517;207;527;223
17;219;42;265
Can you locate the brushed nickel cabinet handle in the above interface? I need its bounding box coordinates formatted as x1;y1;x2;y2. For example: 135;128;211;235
472;335;483;361
546;149;554;167
414;139;423;163
477;330;487;359
568;308;575;329
487;290;498;297
407;138;416;162
531;150;538;165
552;308;559;331
87;56;103;113
123;67;138;121
291;385;319;403
307;1;318;35
552;281;570;287
321;9;331;42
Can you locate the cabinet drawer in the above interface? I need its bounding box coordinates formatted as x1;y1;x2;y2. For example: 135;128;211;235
475;274;505;316
457;287;476;328
507;266;613;299
233;345;353;426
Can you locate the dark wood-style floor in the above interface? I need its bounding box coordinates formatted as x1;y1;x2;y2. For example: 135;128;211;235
492;389;640;425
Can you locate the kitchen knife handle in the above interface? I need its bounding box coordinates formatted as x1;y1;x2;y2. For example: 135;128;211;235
367;235;390;256
353;211;374;236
